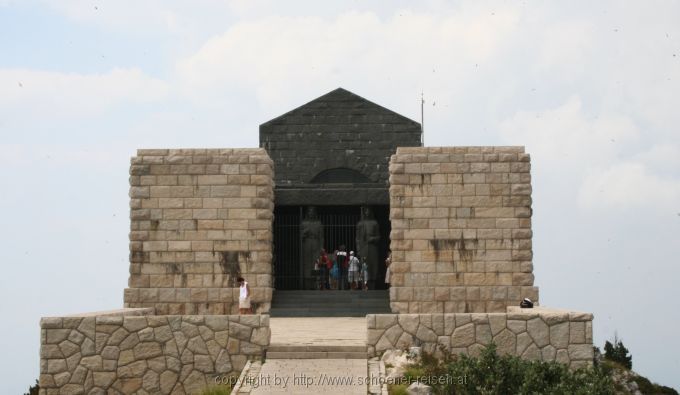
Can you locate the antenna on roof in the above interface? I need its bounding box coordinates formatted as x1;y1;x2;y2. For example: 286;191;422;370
420;91;425;147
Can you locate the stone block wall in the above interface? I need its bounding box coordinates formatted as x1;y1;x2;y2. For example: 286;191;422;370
39;310;270;394
388;146;538;313
366;308;593;369
124;148;275;315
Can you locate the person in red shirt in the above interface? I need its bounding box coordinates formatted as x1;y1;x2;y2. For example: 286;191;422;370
317;249;331;290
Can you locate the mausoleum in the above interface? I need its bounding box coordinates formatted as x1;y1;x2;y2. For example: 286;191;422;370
38;88;593;394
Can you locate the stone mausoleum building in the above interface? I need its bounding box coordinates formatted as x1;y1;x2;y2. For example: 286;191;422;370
39;88;593;394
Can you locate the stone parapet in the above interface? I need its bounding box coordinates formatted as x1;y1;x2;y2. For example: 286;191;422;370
39;310;270;394
388;146;538;313
125;148;274;314
366;308;593;369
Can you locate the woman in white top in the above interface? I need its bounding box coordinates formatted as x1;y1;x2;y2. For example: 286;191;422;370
238;277;251;314
384;250;392;288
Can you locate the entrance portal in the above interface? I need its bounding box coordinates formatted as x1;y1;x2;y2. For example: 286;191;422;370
273;205;391;290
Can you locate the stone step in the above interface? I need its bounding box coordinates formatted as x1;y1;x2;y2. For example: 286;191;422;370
270;290;391;317
268;344;366;353
271;303;389;309
266;344;367;359
266;351;367;359
269;310;389;317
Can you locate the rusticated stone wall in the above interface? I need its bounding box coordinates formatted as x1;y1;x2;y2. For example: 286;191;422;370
388;146;539;313
366;308;593;369
39;310;270;394
124;148;274;315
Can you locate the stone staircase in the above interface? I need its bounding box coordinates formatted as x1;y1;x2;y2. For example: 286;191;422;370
266;344;367;359
269;290;391;317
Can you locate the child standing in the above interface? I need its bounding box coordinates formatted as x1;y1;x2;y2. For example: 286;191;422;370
361;257;369;291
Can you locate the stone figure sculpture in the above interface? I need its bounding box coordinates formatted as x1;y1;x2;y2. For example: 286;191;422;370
300;206;323;289
356;206;380;289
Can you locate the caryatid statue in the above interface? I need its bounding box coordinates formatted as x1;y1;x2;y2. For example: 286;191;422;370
356;206;380;289
300;206;323;288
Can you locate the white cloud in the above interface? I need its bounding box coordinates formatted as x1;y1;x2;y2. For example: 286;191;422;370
0;68;169;120
578;162;680;210
175;7;520;112
499;96;639;170
634;143;680;175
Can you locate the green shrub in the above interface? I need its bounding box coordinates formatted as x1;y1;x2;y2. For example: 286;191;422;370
24;380;39;395
633;375;679;395
603;335;632;369
388;383;410;395
398;343;615;395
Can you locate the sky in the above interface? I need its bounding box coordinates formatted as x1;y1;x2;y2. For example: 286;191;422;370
1;0;679;393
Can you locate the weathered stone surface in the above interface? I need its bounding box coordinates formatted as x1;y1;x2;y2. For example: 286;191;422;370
251;327;269;346
119;333;140;351
568;344;593;361
125;149;274;314
507;320;526;334
205;316;229;331
522;344;541;360
160;370;178;393
187;336;208;354
550;322;569;349
142;370;160;392
516;332;532;355
183;369;207;394
215;350;232;373
570;321;585;344
107;328;129;346
415;325;437;343
556;349;570;364
388;146;537;312
134;342;162;359
526;318;549;347
148;356;166;373
118;349;135;366
118;360;147;378
93;372;116;387
451;324;475;348
375;333;394;352
193;355;214;373
541;345;556;361
138;327;154;341
80;356;102;370
399;315;419;334
475;324;492;345
493;329;516;355
488;315;506;336
229;322;252;340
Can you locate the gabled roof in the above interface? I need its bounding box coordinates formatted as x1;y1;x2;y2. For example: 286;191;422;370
260;87;420;127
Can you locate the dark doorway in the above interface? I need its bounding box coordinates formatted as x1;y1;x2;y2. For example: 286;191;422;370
273;205;391;290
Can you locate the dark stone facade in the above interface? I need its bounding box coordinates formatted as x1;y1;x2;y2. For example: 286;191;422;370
259;88;422;206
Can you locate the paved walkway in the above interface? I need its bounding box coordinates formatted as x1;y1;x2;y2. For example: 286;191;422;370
269;317;366;346
249;359;368;394
235;317;372;394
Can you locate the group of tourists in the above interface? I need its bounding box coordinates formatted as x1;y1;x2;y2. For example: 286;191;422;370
314;247;392;290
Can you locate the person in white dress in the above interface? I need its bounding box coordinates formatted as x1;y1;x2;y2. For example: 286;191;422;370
238;277;251;314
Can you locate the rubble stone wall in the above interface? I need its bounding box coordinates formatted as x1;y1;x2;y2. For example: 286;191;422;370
39;310;270;394
388;146;539;313
366;308;593;369
125;148;274;315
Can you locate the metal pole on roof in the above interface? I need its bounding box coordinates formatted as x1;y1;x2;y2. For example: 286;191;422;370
421;91;425;146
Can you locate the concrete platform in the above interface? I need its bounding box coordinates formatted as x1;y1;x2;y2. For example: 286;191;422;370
270;317;367;346
267;317;367;359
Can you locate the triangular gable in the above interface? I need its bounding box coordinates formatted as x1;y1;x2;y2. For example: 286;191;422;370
260;87;420;127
